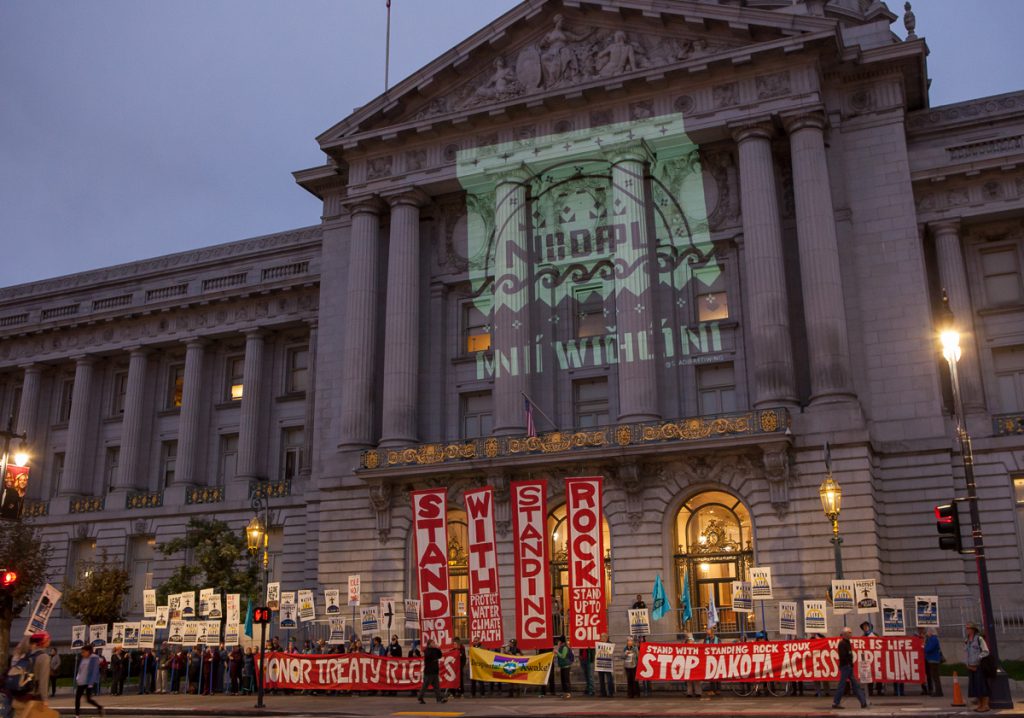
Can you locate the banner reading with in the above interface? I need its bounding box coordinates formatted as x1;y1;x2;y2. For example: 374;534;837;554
464;486;503;648
411;488;454;648
637;636;924;683
262;650;459;691
468;645;555;685
565;476;605;648
750;567;773;600
511;480;552;650
832;580;855;614
914;596;939;628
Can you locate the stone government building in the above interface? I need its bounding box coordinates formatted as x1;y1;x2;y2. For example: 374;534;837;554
2;0;1023;648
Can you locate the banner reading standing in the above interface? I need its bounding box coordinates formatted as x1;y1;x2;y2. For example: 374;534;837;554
410;488;454;648
565;476;605;648
464;486;503;648
511;480;552;650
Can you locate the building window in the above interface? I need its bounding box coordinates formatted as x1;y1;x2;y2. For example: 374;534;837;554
993;345;1024;413
160;441;177;487
981;247;1022;306
57;377;74;423
51;452;65;499
9;385;21;430
282;427;304;481
67;538;97;587
697;291;730;322
226;356;244;401
460;392;493;439
697;363;737;414
285;346;309;394
126;536;155;615
573;377;609;428
111;371;128;416
104;446;120;492
166;364;184;409
575;287;605;339
463;304;491;354
218;434;238;485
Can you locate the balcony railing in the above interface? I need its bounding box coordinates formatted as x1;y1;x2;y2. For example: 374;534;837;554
994;413;1024;436
126;491;164;509
185;486;224;505
69;496;105;514
359;407;789;471
249;478;292;500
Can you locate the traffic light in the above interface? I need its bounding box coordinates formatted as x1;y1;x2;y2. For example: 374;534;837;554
253;606;271;624
0;570;17;589
936;503;963;552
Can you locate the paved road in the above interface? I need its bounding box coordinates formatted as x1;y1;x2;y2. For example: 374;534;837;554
42;689;1024;717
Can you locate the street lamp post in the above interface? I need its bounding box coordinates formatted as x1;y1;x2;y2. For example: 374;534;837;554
818;443;843;580
937;295;1013;708
0;415;30;521
246;483;271;710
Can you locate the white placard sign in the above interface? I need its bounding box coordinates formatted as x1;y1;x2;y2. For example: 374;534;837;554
143;589;157;618
324;589;341;615
750;567;773;600
347;575;361;607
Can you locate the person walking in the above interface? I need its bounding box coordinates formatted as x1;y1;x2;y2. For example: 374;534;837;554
48;646;61;697
623;637;639;698
417;639;447;704
10;631;52;717
831;627;868;709
555;636;573;698
860;621;883;697
923;629;943;697
965;622;991;713
75;644;104;717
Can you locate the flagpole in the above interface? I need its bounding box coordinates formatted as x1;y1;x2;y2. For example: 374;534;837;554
384;0;392;92
521;392;557;430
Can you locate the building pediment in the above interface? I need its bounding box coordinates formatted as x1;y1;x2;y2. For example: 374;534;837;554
317;0;839;152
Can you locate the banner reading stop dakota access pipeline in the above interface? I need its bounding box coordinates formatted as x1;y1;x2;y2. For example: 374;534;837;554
261;650;460;691
469;646;554;685
637;637;925;684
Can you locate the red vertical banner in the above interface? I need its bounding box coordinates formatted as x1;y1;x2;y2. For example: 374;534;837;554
565;476;605;648
410;488;454;648
510;480;551;650
464;487;503;649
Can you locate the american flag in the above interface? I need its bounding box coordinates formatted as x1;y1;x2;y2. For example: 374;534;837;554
524;396;537;437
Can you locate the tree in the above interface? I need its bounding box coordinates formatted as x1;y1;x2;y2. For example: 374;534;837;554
0;521;54;668
156;517;259;603
62;550;131;627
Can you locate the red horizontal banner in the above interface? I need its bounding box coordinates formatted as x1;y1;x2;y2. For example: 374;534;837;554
262;650;460;691
637;637;924;684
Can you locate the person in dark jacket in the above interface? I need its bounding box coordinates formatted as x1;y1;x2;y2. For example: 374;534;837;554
417;639;447;704
832;627;868;709
110;647;126;695
228;646;243;694
923;629;943;697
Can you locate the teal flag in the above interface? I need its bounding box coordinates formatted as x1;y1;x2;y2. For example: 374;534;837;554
681;568;693;623
651;574;668;621
244;597;254;639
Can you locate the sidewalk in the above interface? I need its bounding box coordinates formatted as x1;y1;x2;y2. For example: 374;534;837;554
43;689;1024;717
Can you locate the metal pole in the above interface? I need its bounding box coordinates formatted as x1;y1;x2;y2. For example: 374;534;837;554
831;520;843;580
946;354;1013;708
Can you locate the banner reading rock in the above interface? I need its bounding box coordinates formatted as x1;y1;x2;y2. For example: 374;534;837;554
411;488;454;648
565;476;605;648
468;646;555;685
262;650;459;691
464;486;504;648
637;636;924;683
511;479;551;650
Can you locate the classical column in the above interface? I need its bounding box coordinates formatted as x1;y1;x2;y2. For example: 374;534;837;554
15;364;42;447
491;170;531;435
300;320;317;478
785;113;855;403
732;123;797;407
932;220;984;412
60;356;96;496
236;330;267;481
339;200;384;449
174;338;206;486
380;190;428;446
113;347;149;490
608;145;660;422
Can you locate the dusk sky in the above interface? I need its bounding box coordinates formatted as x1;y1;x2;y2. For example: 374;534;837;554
1;0;1021;289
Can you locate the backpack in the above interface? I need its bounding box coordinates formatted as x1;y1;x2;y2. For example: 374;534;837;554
566;648;575;665
5;650;41;695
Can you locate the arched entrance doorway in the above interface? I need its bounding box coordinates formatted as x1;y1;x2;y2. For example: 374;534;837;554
674;490;753;634
548;503;611;638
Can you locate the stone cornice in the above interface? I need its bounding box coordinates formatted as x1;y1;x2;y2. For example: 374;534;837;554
907;91;1024;135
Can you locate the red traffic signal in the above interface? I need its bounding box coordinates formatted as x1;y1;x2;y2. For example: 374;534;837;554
0;570;17;588
253;606;271;624
935;503;963;553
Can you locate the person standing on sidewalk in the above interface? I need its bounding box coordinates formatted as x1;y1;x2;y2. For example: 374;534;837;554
623;637;639;698
965;622;991;713
416;639;447;704
923;629;944;697
48;646;61;698
577;645;594;696
831;627;868;709
75;644;104;717
555;637;573;698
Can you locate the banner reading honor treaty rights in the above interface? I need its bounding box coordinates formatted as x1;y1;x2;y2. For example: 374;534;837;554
637;637;925;684
263;651;459;691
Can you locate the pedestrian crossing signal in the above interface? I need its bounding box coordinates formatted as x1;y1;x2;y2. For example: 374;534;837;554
935;503;963;553
253;606;271;624
0;570;16;589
